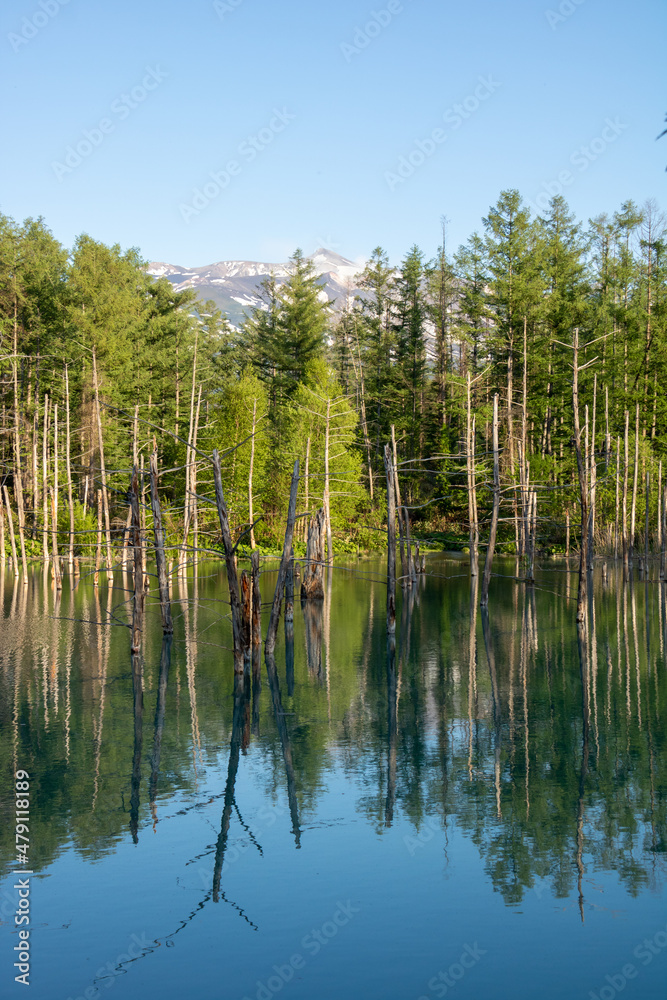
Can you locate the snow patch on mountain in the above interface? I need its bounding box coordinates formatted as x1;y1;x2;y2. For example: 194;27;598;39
146;249;365;326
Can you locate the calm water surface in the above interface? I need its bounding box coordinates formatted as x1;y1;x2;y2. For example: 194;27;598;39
1;557;666;1000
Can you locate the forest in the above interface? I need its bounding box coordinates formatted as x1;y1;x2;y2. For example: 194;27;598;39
0;188;665;571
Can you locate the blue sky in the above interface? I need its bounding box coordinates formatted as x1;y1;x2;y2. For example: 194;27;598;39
1;0;665;267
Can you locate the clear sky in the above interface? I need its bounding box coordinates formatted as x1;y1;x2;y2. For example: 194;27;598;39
1;0;665;268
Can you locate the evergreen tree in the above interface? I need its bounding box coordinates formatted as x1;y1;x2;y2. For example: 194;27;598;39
393;245;428;468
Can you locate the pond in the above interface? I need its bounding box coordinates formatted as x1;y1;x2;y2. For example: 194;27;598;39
1;556;666;1000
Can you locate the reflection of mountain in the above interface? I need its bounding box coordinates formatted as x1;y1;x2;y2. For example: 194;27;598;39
147;248;364;327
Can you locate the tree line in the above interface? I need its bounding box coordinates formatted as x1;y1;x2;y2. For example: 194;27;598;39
0;188;665;567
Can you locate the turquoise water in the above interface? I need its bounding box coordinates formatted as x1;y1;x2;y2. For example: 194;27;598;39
0;558;666;999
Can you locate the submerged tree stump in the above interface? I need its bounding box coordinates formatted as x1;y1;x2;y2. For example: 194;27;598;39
300;508;325;600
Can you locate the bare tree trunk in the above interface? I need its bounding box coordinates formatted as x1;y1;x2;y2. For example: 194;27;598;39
251;550;261;646
520;317;528;559
384;444;396;635
65;367;75;571
481;394;500;607
12;346;29;583
0;487;5;572
140;455;147;589
323;398;333;567
467;375;479;575
284;547;294;624
645;470;650;574
42;394;50;564
130;467;144;655
248;398;257;550
212;448;244;672
471;415;479;571
525;491;536;584
614;437;620;560
622;412;629;576
92;349;113;572
391;425;406;583
192;385;202;569
149;449;173;635
605;384;610;472
31;407;38;538
3;485;18;574
303;436;310;544
94;490;102;588
630;402;639;567
587;376;597;571
240;570;251;668
661;483;666;583
658;461;663;562
49;489;62;590
265;461;299;656
572;329;588;623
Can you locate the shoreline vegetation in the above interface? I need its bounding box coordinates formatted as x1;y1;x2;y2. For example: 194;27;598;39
1;189;665;604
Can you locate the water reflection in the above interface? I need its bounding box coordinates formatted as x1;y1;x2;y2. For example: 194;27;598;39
1;558;666;925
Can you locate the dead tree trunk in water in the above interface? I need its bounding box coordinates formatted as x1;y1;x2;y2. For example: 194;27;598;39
467;373;479;575
212;448;245;673
661;483;666;583
49;489;62;590
42;393;50;565
265;461;299;656
248;398;257;550
384;444;397;636
0;489;5;572
65;367;75;571
92;349;113;572
3;485;18;574
241;570;251;669
572;329;589;624
630;403;639;568
622;411;629;576
481;394;500;608
149;449;173;635
323;398;333;567
587;375;597;571
645;471;650;576
391;425;406;583
285;548;294;624
130;466;144;655
251;549;261;646
301;509;325;600
94;490;102;588
12;351;29;583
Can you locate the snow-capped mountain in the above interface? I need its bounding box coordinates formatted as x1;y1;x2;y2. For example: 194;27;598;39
147;248;365;327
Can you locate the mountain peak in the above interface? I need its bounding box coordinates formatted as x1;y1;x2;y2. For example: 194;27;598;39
147;248;365;326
